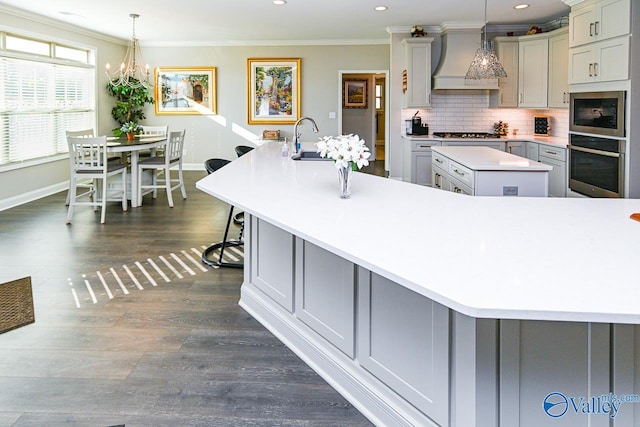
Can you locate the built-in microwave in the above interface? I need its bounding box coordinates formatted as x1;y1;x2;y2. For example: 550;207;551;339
569;91;625;137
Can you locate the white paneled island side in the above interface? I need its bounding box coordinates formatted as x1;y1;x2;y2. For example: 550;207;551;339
197;141;640;427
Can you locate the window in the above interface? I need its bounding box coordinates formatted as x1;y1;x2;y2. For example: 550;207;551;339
0;33;95;167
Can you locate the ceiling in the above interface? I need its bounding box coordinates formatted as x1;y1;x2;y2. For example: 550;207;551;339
0;0;570;44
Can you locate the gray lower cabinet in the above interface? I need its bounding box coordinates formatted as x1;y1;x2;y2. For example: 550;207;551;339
242;214;639;427
358;270;449;426
295;239;355;358
250;217;295;312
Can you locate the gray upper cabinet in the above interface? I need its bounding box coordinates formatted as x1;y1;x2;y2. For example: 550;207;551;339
402;38;434;108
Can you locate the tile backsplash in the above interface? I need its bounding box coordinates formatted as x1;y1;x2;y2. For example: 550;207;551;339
402;90;569;138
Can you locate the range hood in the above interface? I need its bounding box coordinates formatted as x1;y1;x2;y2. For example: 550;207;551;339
432;22;499;90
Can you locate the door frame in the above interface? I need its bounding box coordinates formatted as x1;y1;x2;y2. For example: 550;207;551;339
338;70;389;171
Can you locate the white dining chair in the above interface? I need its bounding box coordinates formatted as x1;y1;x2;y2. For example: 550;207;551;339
66;136;127;224
64;129;95;206
137;129;187;207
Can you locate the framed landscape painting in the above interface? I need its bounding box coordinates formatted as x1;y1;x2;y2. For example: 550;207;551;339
247;58;300;124
343;79;367;108
154;67;217;115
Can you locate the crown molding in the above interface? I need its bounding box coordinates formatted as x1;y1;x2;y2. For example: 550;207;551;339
142;38;390;47
562;0;586;6
387;25;442;35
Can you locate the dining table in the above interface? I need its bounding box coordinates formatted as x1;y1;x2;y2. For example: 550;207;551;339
106;134;167;208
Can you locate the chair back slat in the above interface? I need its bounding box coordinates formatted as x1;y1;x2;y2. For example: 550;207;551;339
165;130;185;163
67;136;108;172
65;129;95;138
140;125;169;137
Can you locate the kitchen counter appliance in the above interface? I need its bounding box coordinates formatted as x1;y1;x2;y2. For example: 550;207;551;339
569;133;625;198
406;111;429;135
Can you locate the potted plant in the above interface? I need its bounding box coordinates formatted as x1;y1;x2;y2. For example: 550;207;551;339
120;121;142;140
106;79;154;136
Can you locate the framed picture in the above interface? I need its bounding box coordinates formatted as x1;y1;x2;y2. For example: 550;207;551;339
154;67;217;115
247;58;300;124
343;79;368;108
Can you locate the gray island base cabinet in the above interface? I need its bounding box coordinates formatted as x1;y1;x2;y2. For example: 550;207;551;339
241;215;636;427
197;142;640;427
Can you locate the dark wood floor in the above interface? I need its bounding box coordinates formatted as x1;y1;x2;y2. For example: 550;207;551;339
0;170;375;426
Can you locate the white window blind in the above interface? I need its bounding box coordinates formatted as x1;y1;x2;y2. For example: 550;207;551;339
0;39;95;166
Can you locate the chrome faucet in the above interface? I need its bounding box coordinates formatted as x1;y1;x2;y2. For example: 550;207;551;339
293;116;319;153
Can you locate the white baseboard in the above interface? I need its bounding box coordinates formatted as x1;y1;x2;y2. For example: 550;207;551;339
0;165;207;211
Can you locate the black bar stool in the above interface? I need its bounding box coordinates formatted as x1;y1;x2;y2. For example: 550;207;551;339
201;158;243;268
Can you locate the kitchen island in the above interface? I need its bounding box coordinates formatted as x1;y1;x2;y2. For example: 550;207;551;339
197;141;640;427
431;146;551;196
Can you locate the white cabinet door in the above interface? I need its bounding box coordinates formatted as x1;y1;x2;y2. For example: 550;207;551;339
538;145;566;198
568;36;629;84
490;38;519;108
414;151;433;186
569;3;597;47
518;38;548;108
526;141;539;161
569;0;630;47
547;31;569;108
402;38;434;108
506;140;527;157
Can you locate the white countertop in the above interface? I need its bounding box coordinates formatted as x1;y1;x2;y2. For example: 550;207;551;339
432;146;553;171
196;141;640;324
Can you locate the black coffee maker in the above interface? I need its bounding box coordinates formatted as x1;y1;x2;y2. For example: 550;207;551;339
406;111;429;135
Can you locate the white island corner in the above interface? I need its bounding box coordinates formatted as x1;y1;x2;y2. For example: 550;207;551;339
196;141;640;427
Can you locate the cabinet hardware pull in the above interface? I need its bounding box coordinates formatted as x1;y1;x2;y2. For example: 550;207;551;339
590;22;594;37
453;169;464;176
435;158;443;164
519;93;522;103
589;63;594;77
595;21;599;36
508;146;513;153
434;173;441;188
454;187;462;194
544;150;557;156
419;145;429;148
594;62;598;77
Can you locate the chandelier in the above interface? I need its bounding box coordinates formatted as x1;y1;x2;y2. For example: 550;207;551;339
106;13;152;89
465;0;507;80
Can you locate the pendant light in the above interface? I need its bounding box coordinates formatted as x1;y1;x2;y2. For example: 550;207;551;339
465;0;507;80
106;14;152;89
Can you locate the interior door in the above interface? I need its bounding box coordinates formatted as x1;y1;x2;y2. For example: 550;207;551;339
375;77;386;160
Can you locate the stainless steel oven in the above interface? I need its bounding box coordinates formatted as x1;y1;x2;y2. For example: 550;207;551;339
569;91;625;137
568;134;625;198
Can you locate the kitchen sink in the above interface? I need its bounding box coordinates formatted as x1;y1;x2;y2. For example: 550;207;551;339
291;149;331;161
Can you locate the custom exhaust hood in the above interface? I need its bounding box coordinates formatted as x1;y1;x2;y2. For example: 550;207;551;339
432;22;499;90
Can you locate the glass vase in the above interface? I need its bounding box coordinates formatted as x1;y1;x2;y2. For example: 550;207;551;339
337;164;353;199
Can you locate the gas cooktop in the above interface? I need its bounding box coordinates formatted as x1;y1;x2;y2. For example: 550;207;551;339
432;132;501;139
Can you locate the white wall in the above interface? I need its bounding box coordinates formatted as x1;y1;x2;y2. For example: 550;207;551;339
138;44;389;166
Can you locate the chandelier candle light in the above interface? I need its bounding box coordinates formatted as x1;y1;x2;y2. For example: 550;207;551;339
106;13;152;89
316;134;371;199
465;0;507;81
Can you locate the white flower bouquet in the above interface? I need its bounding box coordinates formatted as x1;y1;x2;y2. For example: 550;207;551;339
316;134;371;171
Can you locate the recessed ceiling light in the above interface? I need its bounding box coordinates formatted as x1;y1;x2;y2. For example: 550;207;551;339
273;0;287;5
514;4;529;9
374;6;388;11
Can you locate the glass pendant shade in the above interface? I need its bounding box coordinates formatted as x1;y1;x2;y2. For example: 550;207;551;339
465;0;507;81
465;40;507;80
106;14;152;89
